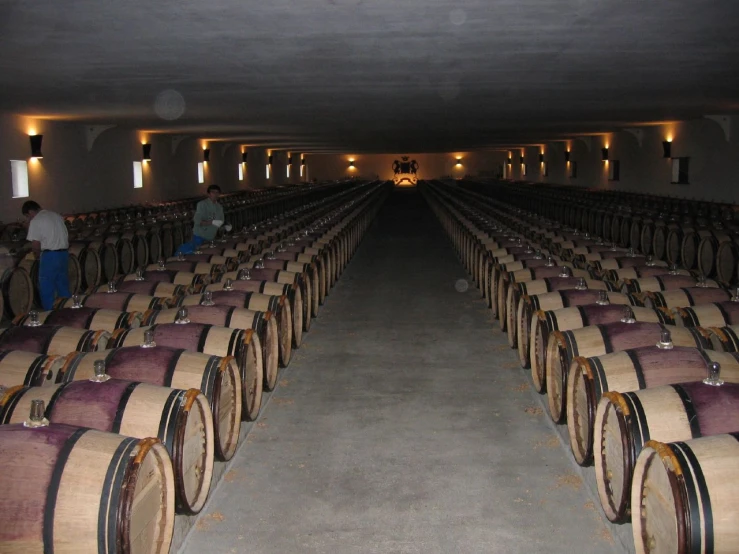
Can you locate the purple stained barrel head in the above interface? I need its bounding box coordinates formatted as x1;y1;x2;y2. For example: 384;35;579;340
145;323;211;351
115;281;158;295
610;256;647;269
81;292;131;311
104;346;183;385
140;270;179;283
676;381;739;437
246;268;283;282
598;322;672;353
46;379;135;432
161;261;198;273
206;291;253;309
558;289;605;307
577;304;636;326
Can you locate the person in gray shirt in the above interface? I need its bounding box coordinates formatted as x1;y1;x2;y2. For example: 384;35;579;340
176;184;231;254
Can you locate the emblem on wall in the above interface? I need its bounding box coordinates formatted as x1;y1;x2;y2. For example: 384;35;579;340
392;156;419;186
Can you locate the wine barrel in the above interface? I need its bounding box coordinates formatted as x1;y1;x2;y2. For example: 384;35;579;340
0;424;175;554
105;234;136;275
568;346;739;468
697;230;737;279
674;301;739;327
14;307;142;331
62;346;241;461
546;322;711;422
82;239;119;282
245;267;311;332
0;350;65;387
595;380;739;523
652;221;679;262
146;261;224;279
0;380;214;515
121;269;210;288
109;324;263;421
631;433;739;554
176;290;292;368
108;280;190;297
590;256;658;271
144;306;280;392
0;325;110;355
56;291;172;311
524;303;671;383
526;290;635;392
715;239;739;285
0;254;33;318
269;252;325;305
68;243;101;290
622;274;719;293
121;229;150;268
707;325;739;352
488;256;556;309
254;259;319;317
167;254;240;271
680;226;714;271
208;278;303;348
599;265;691;285
638;286;731;309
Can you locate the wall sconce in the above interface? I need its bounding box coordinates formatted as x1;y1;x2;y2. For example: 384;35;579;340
519;155;525;164
564;151;571;162
349;160;355;168
539;153;544;163
203;149;211;163
268;154;273;165
29;135;43;159
601;147;609;161
242;151;248;163
455;157;463;167
142;143;152;162
506;157;512;165
288;155;293;164
662;141;672;158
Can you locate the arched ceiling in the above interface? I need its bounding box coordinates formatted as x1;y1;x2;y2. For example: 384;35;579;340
1;0;738;153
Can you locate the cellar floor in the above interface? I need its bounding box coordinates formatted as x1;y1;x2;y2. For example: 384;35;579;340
181;188;631;554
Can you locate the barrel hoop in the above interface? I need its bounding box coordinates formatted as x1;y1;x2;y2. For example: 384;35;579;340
713;302;731;326
112;382;141;434
199;355;221;399
251;311;263;331
683;288;696;306
0;350;10;365
622;391;649;453
670;385;702;439
576;306;590;327
531;294;541;311
563;330;578;359
226;330;239;357
25;355;47;386
545;310;558;333
158;389;185;453
268;297;279;313
259;282;268;293
624;350;647;389
84;310;98;330
40;326;63;356
122;292;135;311
590;356;609;399
595;324;612;354
196;325;212;353
519;282;528;296
721;326;739;351
686;326;710;349
224;306;237;328
44;382;71;419
44;427;88;553
0;386;26;423
163;349;185;388
101;436;139;554
678;307;697;327
670;441;713;554
75;331;91;352
114;312;128;330
653;275;665;291
656;307;672;325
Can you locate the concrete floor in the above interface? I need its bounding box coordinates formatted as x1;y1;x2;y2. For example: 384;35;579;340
181;189;631;554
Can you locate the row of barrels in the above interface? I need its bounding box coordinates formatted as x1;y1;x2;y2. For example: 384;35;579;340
0;180;374;321
424;180;739;554
0;181;390;554
460;179;739;286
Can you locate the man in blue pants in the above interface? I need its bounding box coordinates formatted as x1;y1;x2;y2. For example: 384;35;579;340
22;200;71;310
175;184;231;255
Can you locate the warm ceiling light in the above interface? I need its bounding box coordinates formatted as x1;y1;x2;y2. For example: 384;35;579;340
662;141;672;158
142;143;152;162
29;134;43;159
601;147;609;161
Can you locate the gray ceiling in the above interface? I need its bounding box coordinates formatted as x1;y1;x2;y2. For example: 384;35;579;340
1;0;738;153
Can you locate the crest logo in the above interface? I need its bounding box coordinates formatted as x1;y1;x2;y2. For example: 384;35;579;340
392;156;419;186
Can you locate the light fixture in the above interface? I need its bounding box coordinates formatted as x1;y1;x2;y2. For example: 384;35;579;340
519;155;525;164
564;151;571;162
455;157;463;167
29;135;43;159
142;143;152;162
268;154;273;165
203;149;210;163
288;155;293;164
662;141;672;159
601;147;609;161
349;160;355;168
539;153;544;163
506;157;512;165
242;151;248;163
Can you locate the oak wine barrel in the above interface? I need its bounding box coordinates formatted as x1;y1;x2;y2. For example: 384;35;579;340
0;325;110;355
631;433;739;554
62;346;242;461
0;380;214;514
107;280;190;297
0;350;65;387
0;424;175;554
595;380;739;523
244;267;311;332
622;274;718;293
0;254;33;317
14;307;142;332
674;301;739;327
545;322;711;422
56;291;172;311
637;286;731;309
109;323;263;421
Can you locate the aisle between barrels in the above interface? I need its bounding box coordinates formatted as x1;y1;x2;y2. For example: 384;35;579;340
181;188;628;554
